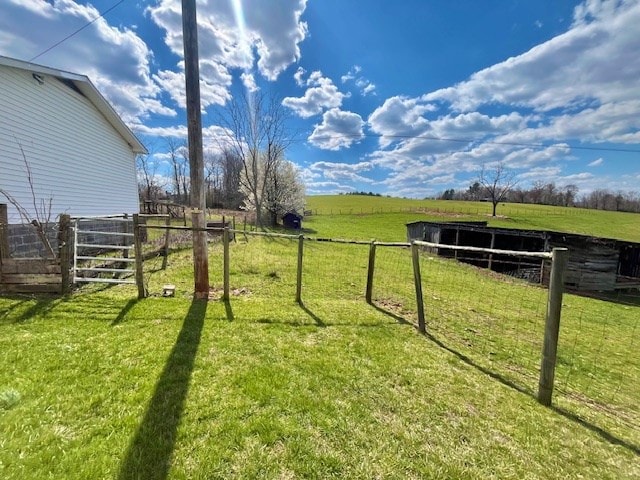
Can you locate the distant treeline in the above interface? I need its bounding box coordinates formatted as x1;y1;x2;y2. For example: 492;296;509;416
340;191;384;197
438;182;640;213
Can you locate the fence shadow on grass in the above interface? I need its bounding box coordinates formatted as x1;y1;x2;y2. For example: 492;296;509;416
299;302;326;327
369;302;411;326
111;298;138;325
373;306;640;456
117;298;207;480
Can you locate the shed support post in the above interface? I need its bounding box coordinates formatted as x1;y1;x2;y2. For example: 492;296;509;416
538;248;568;406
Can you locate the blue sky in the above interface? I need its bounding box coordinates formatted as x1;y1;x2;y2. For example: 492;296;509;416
2;0;639;198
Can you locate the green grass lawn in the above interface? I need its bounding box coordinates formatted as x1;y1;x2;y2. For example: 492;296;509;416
1;239;639;478
1;196;639;478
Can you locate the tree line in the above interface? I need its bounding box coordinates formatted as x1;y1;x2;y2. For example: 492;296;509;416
439;181;640;213
136;91;305;227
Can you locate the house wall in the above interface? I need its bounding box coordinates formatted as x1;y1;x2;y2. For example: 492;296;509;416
0;64;139;223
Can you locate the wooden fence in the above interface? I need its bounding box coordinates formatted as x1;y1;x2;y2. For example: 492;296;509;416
0;213;72;294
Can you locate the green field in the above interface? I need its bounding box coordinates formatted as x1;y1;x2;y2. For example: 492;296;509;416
304;195;640;242
1;196;638;479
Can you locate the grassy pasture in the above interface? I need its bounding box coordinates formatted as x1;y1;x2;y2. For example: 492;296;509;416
1;196;639;479
304;195;640;242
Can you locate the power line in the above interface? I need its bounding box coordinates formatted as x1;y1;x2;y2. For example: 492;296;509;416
307;133;640;154
29;0;126;62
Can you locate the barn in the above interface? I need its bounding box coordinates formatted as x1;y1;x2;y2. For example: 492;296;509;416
407;221;640;292
0;55;146;224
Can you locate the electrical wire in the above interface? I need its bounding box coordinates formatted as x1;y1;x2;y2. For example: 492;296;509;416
29;0;126;62
306;133;640;154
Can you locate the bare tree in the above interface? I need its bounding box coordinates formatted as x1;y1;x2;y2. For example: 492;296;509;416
478;162;518;217
136;142;166;206
216;90;294;226
0;142;56;257
166;138;189;204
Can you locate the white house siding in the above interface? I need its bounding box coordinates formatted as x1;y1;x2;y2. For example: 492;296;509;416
0;64;139;223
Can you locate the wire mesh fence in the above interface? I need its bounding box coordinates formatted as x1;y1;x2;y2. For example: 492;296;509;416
366;241;639;447
227;232;299;301
135;222;639;448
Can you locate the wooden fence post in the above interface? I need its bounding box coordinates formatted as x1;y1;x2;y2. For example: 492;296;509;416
0;204;9;260
296;234;304;304
411;242;426;334
122;213;130;259
223;227;230;301
133;214;146;299
537;247;568;406
58;214;71;294
365;241;376;304
162;215;170;270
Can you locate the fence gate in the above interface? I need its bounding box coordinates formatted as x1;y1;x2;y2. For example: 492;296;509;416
72;216;136;285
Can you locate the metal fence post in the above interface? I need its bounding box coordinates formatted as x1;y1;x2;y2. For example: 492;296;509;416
538;247;568;406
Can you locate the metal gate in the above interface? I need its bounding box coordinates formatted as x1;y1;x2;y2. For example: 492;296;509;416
72;215;136;285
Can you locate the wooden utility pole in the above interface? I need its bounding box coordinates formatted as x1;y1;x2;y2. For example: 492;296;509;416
182;0;209;298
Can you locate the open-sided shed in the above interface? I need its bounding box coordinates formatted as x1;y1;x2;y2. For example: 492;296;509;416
407;221;640;292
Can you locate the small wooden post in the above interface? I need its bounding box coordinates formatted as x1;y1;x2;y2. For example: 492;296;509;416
122;213;130;259
232;216;237;243
296;234;304;304
133;214;146;299
0;203;9;259
412;242;426;334
223;227;230;301
538;248;568;406
365;241;377;303
58;214;71;294
162;214;171;269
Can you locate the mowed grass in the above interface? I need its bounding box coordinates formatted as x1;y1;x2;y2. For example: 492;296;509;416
1;236;639;479
1;196;639;478
305;195;640;242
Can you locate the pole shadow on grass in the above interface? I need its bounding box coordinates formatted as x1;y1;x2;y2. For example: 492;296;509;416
117;298;207;480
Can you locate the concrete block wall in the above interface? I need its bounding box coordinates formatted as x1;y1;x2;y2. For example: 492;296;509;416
4;218;134;259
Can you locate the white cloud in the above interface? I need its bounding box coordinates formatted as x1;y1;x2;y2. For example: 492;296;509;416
308;108;365;150
342;65;376;96
283;73;349;118
293;66;306;86
423;0;640;112
148;0;308;79
588;157;604;166
308;160;374;183
0;0;166;123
